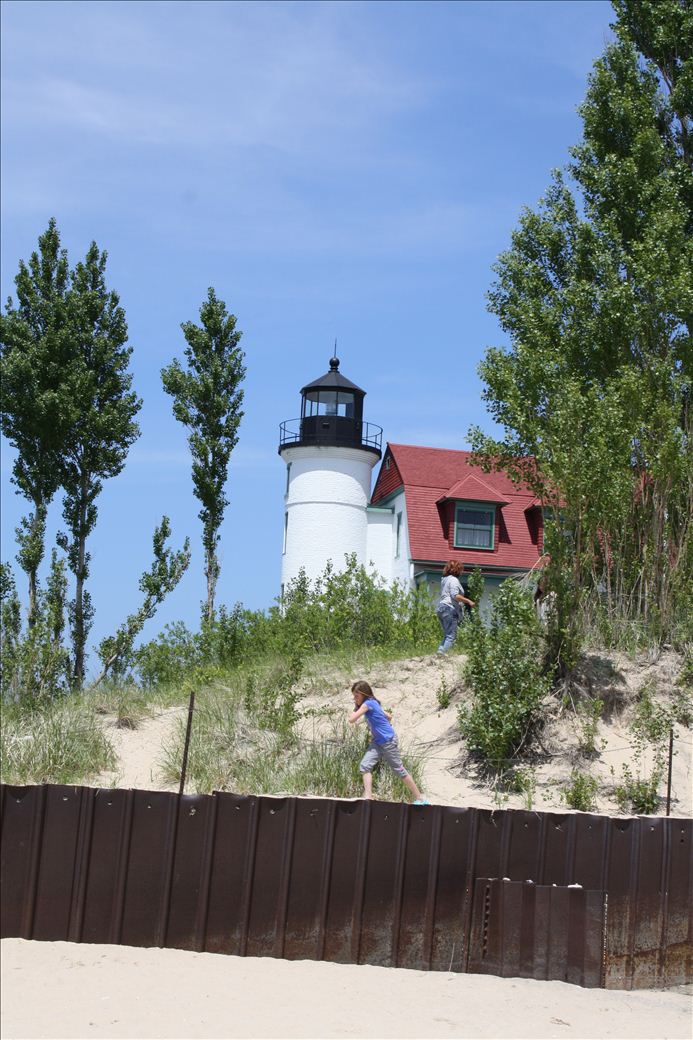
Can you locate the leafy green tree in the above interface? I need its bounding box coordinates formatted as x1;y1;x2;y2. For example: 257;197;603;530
94;517;190;686
57;242;141;685
161;288;245;623
0;220;71;625
0;559;70;704
0;563;22;696
470;0;693;661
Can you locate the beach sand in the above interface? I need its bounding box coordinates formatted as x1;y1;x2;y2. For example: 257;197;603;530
2;938;691;1040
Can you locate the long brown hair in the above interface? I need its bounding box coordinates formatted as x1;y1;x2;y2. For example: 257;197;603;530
443;560;464;577
351;680;380;704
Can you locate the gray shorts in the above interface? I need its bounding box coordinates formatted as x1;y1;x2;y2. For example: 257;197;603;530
359;738;409;778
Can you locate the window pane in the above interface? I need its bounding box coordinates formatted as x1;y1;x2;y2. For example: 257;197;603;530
337;392;355;417
317;391;338;415
455;505;494;548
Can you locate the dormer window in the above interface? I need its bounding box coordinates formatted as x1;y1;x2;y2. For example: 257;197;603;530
454;503;495;550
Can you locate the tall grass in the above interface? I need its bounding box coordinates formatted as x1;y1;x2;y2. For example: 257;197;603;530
157;683;427;800
0;697;116;785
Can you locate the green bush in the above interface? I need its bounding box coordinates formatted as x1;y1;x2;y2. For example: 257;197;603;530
1;561;71;704
614;764;661;815
561;769;599;812
507;766;537;809
458;573;551;766
576;697;604;756
134;555;441;692
436;676;451;709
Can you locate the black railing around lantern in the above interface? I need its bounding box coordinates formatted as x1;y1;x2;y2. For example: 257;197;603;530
279;417;383;455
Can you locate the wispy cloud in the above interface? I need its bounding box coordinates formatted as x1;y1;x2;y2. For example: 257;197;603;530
2;2;429;154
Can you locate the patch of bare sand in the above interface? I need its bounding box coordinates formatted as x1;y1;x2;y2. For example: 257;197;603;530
2;939;691;1040
96;705;186;791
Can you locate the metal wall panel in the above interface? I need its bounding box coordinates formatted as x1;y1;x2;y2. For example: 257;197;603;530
1;784;690;990
467;880;606;988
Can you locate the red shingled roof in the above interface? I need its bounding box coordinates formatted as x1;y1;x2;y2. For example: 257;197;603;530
371;443;542;571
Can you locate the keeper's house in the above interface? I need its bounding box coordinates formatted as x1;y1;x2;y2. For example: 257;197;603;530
278;356;544;612
369;442;544;609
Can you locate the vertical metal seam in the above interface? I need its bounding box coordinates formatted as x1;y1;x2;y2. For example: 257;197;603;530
535;812;548;885
68;787;96;943
499;878;507;975
20;784;47;940
109;789;135;945
462;809;480;974
625;820;642;991
389;803;409;967
600;892;609;989
481;880;492;959
274;799;297;959
565;813;577;885
350;800;371;965
194;794;219;952
157;795;181;948
315;801;337;962
657;819;672;986
599;814;611;891
499;812;512;879
422;806;443;970
238;798;260;957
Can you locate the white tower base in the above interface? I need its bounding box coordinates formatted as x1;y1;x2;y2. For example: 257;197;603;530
280;444;380;593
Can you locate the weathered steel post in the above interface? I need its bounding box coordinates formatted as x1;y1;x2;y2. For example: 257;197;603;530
179;690;196;797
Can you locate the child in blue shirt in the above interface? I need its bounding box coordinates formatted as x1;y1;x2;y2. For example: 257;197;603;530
348;680;429;804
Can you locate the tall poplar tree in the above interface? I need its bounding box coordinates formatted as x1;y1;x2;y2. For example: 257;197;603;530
161;288;245;622
0;220;71;625
58;242;141;685
470;0;692;662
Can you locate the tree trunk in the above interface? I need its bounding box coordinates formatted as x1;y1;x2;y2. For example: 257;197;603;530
25;502;46;629
205;548;217;624
72;477;89;686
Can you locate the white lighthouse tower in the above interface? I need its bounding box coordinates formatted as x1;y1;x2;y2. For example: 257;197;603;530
278;355;383;593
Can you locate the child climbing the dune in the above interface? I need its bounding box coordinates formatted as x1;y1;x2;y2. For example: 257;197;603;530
348;680;428;804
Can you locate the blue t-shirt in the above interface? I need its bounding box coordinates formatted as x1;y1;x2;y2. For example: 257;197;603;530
364;699;396;745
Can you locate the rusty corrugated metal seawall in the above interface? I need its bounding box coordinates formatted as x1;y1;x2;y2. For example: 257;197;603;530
1;784;691;989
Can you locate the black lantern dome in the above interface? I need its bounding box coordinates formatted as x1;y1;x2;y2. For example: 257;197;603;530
279;355;382;456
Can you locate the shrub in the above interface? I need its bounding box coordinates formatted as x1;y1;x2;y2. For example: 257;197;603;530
561;769;599;812
436;676;451;709
1;561;70;704
614;764;661;815
134;555;442;692
507;766;536;809
576;697;604;756
458;573;550;766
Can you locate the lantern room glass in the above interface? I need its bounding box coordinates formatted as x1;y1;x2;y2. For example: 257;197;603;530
302;390;357;419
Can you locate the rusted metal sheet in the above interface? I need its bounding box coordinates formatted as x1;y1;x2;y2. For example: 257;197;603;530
467;879;606;988
1;784;690;990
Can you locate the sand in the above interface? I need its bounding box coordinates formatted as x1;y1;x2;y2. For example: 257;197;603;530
2;938;691;1040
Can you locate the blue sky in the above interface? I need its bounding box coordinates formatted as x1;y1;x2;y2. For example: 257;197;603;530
1;0;614;669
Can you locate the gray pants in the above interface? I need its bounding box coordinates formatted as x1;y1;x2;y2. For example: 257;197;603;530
359;738;409;778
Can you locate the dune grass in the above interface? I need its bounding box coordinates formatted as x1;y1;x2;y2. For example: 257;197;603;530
1;696;116;786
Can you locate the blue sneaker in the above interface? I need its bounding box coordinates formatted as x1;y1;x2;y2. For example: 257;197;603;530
413;799;430;806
